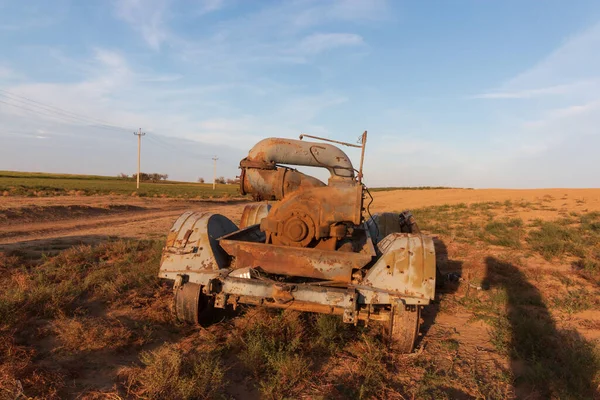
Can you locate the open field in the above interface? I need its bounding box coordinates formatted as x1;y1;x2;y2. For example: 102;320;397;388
0;171;241;198
1;188;600;399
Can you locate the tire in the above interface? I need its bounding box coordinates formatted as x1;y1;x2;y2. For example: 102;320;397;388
387;304;421;353
174;283;215;325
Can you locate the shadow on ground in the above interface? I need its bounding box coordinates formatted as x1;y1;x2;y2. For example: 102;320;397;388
419;237;463;342
483;256;599;399
0;234;135;261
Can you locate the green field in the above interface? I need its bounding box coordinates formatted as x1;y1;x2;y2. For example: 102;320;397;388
0;171;242;198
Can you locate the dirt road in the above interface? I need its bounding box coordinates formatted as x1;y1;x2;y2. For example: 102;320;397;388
0;196;249;255
2;188;600;255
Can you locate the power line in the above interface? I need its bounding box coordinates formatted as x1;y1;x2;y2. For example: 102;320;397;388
0;98;94;126
0;88;219;173
0;88;134;132
0;97;133;133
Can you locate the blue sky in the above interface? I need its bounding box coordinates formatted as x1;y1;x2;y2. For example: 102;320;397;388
1;0;599;188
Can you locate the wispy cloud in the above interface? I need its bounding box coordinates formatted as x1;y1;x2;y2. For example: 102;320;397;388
296;33;364;55
114;0;170;50
505;21;600;90
0;65;19;80
476;21;600;100
291;0;389;29
174;1;386;68
473;19;600;154
474;81;595;99
197;0;225;15
114;0;227;50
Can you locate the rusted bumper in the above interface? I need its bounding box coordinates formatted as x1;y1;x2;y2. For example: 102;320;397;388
170;265;429;327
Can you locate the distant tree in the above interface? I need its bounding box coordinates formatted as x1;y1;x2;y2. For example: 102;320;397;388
215;176;226;184
118;173;129;179
132;173;149;181
226;178;240;184
132;172;167;182
198;177;205;183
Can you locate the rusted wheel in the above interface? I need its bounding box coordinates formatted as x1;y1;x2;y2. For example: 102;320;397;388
387;304;421;353
174;283;215;325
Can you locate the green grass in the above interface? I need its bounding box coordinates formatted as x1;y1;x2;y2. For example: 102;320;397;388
479;218;524;248
0;170;241;198
526;213;600;283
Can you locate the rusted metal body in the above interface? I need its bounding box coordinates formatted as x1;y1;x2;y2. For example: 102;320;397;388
159;133;437;352
240;137;363;249
220;225;374;282
239;203;271;229
243;137;355;179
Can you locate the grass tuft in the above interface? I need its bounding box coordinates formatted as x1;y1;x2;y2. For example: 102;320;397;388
123;343;226;400
237;310;311;398
480;218;523;248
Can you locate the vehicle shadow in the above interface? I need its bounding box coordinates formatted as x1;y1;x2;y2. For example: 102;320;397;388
482;256;598;399
418;237;463;344
0;234;136;262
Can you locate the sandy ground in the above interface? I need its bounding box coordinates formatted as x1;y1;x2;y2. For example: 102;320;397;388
2;189;600;254
370;188;600;212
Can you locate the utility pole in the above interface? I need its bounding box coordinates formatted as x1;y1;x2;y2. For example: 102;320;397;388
212;156;218;190
133;128;146;189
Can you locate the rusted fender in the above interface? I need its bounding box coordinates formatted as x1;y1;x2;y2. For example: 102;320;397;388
159;211;238;281
240;203;272;229
362;233;436;304
245;137;355;180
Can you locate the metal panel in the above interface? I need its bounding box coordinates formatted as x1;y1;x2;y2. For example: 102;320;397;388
362;233;436;301
219;238;372;282
159;212;238;279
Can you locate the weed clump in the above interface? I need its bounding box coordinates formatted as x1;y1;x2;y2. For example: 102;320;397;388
238;310;311;398
480;218;523;248
52;316;134;353
123;343;226;400
527;221;582;259
314;313;351;352
345;334;390;399
552;288;597;314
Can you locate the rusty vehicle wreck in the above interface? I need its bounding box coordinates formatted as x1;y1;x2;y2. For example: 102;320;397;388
159;132;436;353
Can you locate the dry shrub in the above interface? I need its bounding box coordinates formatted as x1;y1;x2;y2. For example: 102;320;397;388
0;336;64;399
10;271;29;291
52;316;133;353
122;343;226;400
0;338;33;400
